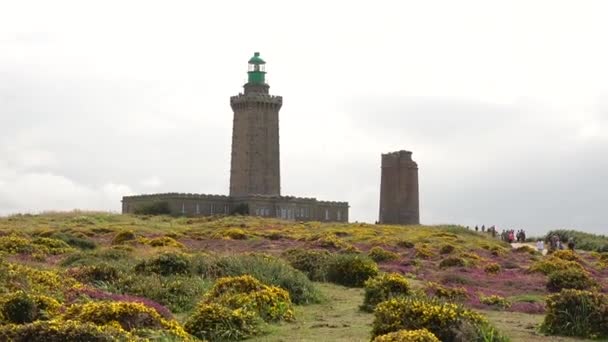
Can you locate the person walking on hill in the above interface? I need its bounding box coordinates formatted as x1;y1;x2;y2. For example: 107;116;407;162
567;237;575;251
536;239;544;253
475;225;479;232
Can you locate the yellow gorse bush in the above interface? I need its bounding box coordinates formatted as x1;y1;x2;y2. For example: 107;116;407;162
372;296;486;340
478;294;511;309
372;328;440;342
62;301;190;340
528;256;586;275
424;282;468;301
362;273;411;312
204;275;295;322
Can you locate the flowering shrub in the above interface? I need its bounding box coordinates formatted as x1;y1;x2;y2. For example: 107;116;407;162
439;244;456;255
368;247;400;262
528;256;585;275
184;302;258;341
484;263;501;274
203;275;294;322
551;249;581;262
424;282;468;301
220;228;248;240
31;237;75;254
134;252;191;276
281;248;331;281
361;273;411;312
371;296;491;341
67;263;121;283
546;268;597;292
414;244;434;259
479;294;511;309
0;319;136;342
111;230;136;245
490;246;508;257
147;236;185;248
314;233;359;253
326;254;379;287
372;328;440;342
66;286;172;319
0;291;60;323
541;289;608;338
62;301;188;339
438;257;466;269
0;235;35;254
397;240;415;249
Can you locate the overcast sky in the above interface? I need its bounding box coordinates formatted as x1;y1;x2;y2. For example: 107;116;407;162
1;1;608;235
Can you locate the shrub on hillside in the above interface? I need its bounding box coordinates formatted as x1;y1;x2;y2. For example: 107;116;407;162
146;236;185;248
371;296;506;341
195;254;320;304
133;201;171;215
0;291;60;324
184;302;258;341
396;240;415;249
551;249;581;262
51;232;97;250
314;233;359;253
31;237;75;254
368;247;400;262
326;254;379;287
134;252;191;276
541;289;608;338
479;294;511;309
484;263;501;274
219;228;248;240
372;329;441;342
113;274;209;313
67;263;122;284
0;235;34;254
204;275;295;322
439;256;466;269
281;248;331;281
111;231;136;245
439;244;456;255
528;256;585;275
546;268;598;293
0;320;134;342
372;329;440;342
361;273;411;312
414;244;434;259
62;301;188;338
425;282;468;301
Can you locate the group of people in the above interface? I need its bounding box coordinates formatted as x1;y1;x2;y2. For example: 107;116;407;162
472;225;527;243
543;234;575;252
499;229;526;243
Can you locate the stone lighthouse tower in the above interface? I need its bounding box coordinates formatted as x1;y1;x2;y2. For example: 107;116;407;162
378;150;420;225
229;52;283;196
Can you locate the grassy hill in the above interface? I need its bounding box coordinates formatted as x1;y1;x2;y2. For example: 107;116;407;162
0;212;605;341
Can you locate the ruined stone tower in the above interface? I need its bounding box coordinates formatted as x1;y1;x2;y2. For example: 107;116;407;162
229;52;283;196
378;150;419;225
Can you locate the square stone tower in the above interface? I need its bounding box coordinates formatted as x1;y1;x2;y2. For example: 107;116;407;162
378;150;420;225
229;52;283;196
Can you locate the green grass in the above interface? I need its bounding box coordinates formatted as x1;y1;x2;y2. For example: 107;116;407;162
250;283;373;342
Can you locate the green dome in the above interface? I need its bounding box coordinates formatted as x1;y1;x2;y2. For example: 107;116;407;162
248;52;266;65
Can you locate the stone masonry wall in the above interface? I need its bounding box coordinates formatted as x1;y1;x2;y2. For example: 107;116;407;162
378;150;419;225
122;193;348;223
229;84;282;197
